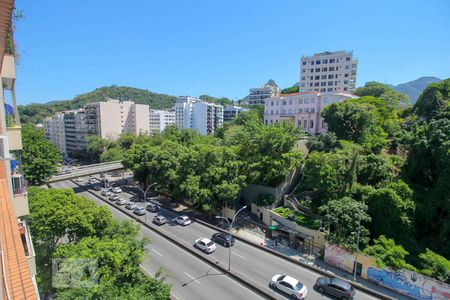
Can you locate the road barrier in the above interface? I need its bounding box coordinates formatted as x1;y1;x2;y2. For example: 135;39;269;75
68;180;282;300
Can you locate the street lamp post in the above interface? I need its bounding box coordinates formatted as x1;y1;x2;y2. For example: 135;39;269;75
353;218;361;282
123;183;157;223
216;206;247;271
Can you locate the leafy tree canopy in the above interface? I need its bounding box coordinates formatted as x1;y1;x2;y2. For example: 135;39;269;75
414;79;450;121
364;235;415;271
355;81;409;108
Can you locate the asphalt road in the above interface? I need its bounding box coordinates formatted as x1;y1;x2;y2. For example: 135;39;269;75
49;180;264;300
52;178;398;300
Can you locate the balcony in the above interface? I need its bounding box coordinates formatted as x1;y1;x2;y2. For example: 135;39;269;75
12;172;29;217
18;220;36;277
1;54;16;89
6;126;22;151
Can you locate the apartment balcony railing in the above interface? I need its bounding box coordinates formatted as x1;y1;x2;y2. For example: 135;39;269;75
18;220;36;277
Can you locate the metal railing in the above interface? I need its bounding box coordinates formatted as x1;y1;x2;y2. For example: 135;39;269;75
1;249;12;300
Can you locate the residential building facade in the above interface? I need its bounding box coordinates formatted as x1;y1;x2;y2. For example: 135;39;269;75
44;112;67;155
0;2;39;298
64;109;87;155
175;96;223;135
246;83;280;105
264;92;358;135
223;106;249;122
299;51;358;93
149;109;175;135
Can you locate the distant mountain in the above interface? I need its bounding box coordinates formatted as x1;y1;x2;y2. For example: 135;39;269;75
388;77;441;103
18;85;231;124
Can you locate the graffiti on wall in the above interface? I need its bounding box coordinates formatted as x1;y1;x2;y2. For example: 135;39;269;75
367;267;450;300
324;243;354;274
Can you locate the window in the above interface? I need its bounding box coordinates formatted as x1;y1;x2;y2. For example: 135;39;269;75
289;100;292;105
316;60;321;64
329;66;335;71
328;74;334;79
301;83;305;87
311;108;315;113
310;69;314;73
305;99;310;104
301;76;305;80
315;75;320;80
311;99;316;104
321;75;327;79
271;101;273;106
310;76;314;80
305;108;309;112
327;88;333;92
344;80;349;84
298;108;303;113
280;282;293;290
330;58;335;63
310;120;314;128
346;57;351;61
315;68;320;72
276;110;279;114
335;81;338;85
282;101;286;105
320;88;326;92
314;82;320;86
265;120;268;125
302;69;306;73
281;109;285;114
311;61;314;65
328;81;333;86
322;67;328;72
302;61;306;65
310;83;313;87
322;59;328;64
345;65;350;69
344;73;349;77
298;120;302;127
271;110;273;114
344;87;348;91
321;82;326;86
304;120;307;128
298;99;303;104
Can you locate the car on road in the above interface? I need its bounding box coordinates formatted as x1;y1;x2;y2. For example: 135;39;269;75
125;201;137;210
146;203;159;212
195;238;216;253
84;181;92;187
116;198;127;206
93;185;102;191
212;232;235;247
314;277;355;300
75;178;83;182
109;194;119;201
152;215;166;225
101;189;111;196
112;187;122;193
175;215;192;226
270;274;308;299
133;207;146;216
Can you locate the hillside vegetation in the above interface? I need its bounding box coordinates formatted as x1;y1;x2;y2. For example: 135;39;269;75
18;85;232;124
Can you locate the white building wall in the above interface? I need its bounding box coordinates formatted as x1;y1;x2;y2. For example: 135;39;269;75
150;109;175;135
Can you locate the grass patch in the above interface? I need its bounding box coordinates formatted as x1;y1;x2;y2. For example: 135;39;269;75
273;207;321;230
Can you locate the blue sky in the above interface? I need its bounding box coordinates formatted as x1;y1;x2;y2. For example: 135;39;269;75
13;0;450;105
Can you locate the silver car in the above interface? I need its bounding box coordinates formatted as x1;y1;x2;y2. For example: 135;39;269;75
271;274;308;299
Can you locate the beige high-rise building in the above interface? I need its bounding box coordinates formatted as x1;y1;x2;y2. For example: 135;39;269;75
0;1;39;298
300;51;358;93
84;99;150;139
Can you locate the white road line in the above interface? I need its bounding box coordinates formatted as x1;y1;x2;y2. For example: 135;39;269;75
184;272;200;284
232;252;246;260
151;249;162;256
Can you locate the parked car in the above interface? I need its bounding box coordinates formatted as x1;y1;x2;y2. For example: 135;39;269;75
84;181;91;187
195;238;216;253
93;185;102;191
109;194;119;201
111;182;118;187
146;203;159;212
112;187;122;193
175;215;192;226
116;198;127;206
314;277;355;300
133;207;146;216
152;215;167;226
212;232;235;247
130;195;143;202
75;178;83;182
101;189;110;196
271;274;308;299
125;202;137;210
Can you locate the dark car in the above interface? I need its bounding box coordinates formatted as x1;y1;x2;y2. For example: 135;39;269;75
93;185;102;191
315;277;355;300
146;203;159;212
212;232;235;247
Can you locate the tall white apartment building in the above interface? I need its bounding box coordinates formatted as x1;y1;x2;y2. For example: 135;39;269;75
264;92;358;135
64;108;87;155
300;51;357;93
246;83;280;105
44;112;67;155
84;99;150;139
149;109;175;135
175;96;224;135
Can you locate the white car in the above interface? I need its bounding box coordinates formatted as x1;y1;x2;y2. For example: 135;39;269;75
125;201;137;210
112;187;122;193
270;274;308;299
75;178;83;182
175;215;192;226
195;238;216;253
101;190;112;197
116;198;127;206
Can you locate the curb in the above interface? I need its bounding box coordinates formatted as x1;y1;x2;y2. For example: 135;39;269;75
68;180;280;300
194;218;394;300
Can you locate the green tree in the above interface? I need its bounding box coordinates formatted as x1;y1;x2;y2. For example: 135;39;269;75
414;79;449;121
364;235;414;271
281;85;299;94
356;154;399;187
319;197;371;251
21;124;61;185
87;135;110;162
306;132;339;152
101;146;122;162
117;132;136;149
419;249;450;283
355;81;409;108
123;142;155;190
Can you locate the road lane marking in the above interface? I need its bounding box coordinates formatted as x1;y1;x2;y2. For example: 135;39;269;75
232;252;246;260
151;249;162;256
184;272;200;284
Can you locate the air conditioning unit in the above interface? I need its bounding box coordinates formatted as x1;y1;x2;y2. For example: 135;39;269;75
0;136;11;160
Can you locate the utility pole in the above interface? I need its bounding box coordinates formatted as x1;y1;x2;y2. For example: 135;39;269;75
353;218;361;282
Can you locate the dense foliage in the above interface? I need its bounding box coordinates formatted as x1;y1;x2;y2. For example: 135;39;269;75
123;111;304;213
22;124;61;185
298;79;450;282
28;187;171;299
281;85;299;94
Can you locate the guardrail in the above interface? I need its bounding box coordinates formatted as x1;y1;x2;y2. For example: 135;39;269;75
67;180;282;300
48;162;125;183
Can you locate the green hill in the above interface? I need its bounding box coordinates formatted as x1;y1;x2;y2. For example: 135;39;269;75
19;85;235;124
